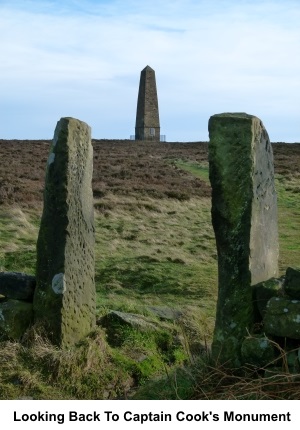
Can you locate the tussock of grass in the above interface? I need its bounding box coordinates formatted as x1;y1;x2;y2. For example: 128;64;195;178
0;328;137;399
0;206;39;273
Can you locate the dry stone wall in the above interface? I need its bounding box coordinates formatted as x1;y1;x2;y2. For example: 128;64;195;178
247;267;300;372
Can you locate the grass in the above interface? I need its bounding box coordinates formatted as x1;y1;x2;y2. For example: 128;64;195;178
276;172;300;271
94;194;217;312
173;159;210;182
0;196;217;399
0;206;39;273
0;142;299;399
173;159;300;274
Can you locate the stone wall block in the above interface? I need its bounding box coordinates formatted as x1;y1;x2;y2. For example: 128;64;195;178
284;267;300;299
0;272;36;301
264;297;300;339
241;336;276;367
253;277;284;318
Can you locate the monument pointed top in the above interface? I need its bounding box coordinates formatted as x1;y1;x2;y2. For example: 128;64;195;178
142;65;154;72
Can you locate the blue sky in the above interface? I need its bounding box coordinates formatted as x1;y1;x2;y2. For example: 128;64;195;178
1;0;300;141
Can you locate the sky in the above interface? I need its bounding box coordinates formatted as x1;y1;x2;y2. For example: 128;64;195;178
1;0;300;142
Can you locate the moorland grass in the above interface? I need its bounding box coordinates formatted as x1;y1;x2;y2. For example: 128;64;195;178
175;160;300;274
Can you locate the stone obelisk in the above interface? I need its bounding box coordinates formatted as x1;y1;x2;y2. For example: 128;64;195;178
135;65;160;141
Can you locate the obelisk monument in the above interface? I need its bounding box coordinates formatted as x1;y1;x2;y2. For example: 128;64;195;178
135;65;160;141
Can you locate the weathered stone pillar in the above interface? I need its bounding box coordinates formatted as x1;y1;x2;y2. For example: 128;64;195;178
208;113;278;366
34;117;96;347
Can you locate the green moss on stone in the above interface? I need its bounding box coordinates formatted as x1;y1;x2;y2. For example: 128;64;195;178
264;297;300;339
0;299;33;340
241;335;275;367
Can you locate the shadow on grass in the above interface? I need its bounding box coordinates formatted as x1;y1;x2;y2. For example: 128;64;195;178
96;256;207;299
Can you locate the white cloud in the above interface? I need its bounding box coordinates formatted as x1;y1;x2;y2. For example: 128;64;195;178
0;0;299;141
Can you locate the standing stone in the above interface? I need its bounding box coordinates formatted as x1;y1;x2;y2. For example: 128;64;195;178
34;117;95;347
135;65;160;141
208;113;279;366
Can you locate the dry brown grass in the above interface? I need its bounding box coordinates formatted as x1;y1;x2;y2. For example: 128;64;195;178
193;364;300;400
